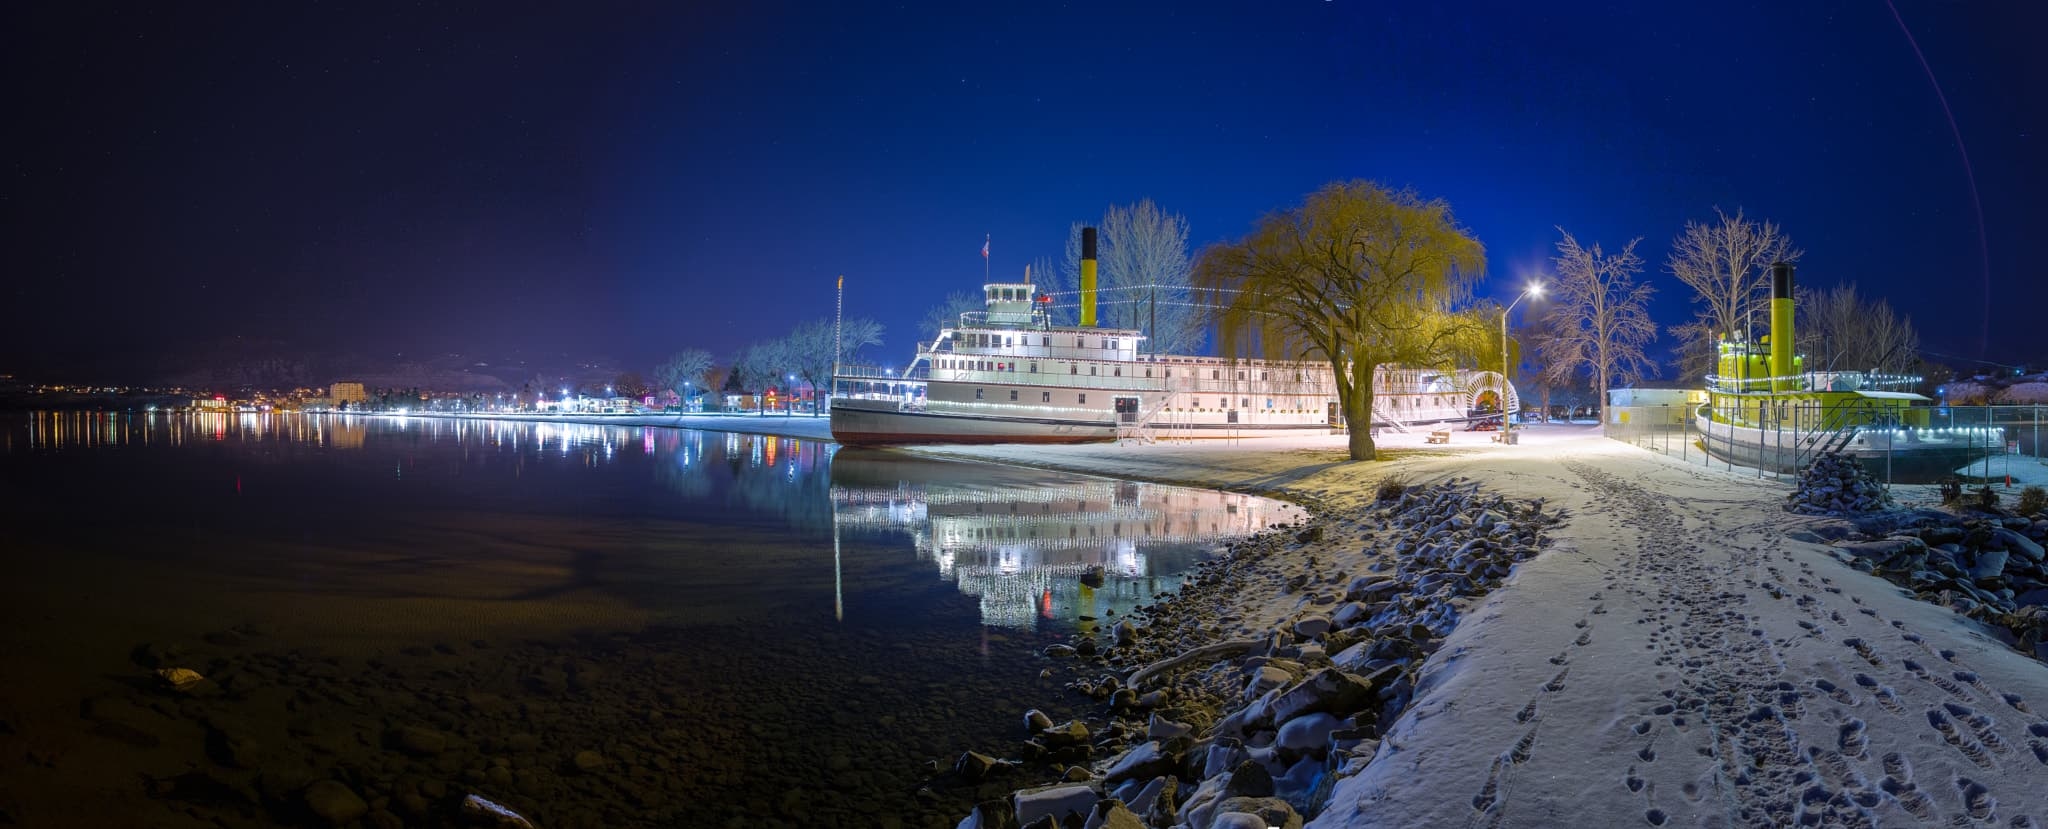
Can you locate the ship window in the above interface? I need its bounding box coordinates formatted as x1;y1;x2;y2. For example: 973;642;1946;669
1114;367;1121;377
1262;372;1269;381
1009;390;1018;401
1077;337;1085;348
1029;362;1037;373
1071;364;1078;375
1239;372;1246;380
1090;366;1097;376
1145;368;1152;378
1005;337;1013;348
1078;393;1087;404
1242;398;1250;407
1042;391;1051;403
1042;336;1050;347
975;388;984;399
1213;370;1220;380
1266;399;1274;408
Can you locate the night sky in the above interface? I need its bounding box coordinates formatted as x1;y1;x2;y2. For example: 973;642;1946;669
7;2;2043;384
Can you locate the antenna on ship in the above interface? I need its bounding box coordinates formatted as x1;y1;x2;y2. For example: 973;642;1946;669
832;275;844;404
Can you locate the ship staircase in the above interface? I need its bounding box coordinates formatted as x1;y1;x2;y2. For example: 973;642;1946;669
1371;397;1411;434
1117;395;1173;445
1789;398;1880;471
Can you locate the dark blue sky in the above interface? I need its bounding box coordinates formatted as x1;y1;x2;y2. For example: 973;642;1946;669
6;1;2042;382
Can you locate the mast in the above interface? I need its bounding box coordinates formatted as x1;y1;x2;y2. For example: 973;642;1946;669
832;275;844;403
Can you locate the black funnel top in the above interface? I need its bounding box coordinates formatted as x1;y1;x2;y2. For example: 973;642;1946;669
1082;227;1097;261
1771;262;1794;300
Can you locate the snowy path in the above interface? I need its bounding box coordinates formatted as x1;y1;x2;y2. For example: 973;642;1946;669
918;427;2048;828
1321;440;2048;828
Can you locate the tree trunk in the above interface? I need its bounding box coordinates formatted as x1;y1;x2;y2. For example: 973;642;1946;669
1347;414;1377;460
1345;360;1377;461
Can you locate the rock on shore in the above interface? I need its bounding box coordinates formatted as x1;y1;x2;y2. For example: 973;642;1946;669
956;478;1565;828
1821;498;2048;659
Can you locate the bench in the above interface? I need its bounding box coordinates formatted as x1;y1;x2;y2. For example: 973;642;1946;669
1492;431;1518;444
1427;430;1451;444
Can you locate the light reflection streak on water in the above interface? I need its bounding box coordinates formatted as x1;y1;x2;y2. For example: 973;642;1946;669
7;414;829;479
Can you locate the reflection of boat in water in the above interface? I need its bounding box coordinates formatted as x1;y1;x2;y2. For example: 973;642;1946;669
829;450;1296;629
1693;263;1998;482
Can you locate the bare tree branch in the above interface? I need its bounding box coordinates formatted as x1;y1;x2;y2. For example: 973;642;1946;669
1665;207;1801;379
1539;228;1659;406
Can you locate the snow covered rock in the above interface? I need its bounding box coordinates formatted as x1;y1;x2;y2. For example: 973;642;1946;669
1275;712;1341;755
1971;548;2010;581
1835;536;1924;561
1012;783;1098;827
1787;452;1896;515
1103;740;1180;787
1993;527;2045;562
1266;667;1377;725
1082;800;1146;829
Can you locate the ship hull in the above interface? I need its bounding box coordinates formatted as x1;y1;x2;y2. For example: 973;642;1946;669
831;400;1118;446
1693;413;1997;481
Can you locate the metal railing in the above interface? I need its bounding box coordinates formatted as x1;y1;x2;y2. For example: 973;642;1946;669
1603;402;2046;486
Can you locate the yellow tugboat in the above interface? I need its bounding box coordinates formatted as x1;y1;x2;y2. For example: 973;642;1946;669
1695;262;1999;480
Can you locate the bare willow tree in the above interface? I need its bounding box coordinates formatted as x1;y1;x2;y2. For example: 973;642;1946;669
1538;229;1659;407
1194;180;1490;461
918;291;981;339
1795;282;1920;375
837;317;884;363
653;348;714;402
734;341;790;397
1049;201;1203;352
781;317;883;413
1666;207;1802;379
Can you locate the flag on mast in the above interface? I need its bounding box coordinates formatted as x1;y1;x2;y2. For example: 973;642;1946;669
981;235;989;259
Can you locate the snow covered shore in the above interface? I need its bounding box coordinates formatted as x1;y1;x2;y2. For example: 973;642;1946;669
915;425;2048;828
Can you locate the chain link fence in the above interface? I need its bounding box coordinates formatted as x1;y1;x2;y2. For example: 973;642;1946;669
1604;402;2048;486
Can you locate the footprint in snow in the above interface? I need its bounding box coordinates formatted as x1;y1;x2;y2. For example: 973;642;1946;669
1812;678;1855;706
1955;776;1996;821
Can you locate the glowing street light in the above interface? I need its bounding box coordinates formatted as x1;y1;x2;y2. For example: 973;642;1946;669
1502;282;1543;443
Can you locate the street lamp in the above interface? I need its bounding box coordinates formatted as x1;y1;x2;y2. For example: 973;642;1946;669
1502;282;1543;443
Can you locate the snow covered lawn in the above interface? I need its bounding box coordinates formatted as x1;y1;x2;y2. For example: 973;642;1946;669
916;424;2048;827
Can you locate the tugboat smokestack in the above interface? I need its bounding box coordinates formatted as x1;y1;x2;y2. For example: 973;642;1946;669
1080;227;1098;328
1770;262;1795;391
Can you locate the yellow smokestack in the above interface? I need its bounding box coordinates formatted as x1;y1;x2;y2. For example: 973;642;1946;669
1769;262;1795;391
1080;226;1098;327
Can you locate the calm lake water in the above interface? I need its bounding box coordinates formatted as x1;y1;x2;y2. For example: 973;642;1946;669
0;412;1297;828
